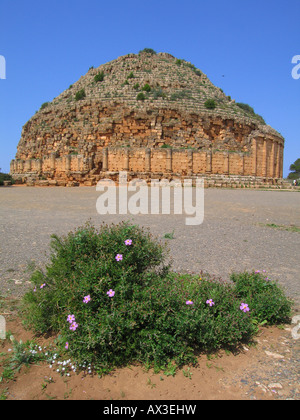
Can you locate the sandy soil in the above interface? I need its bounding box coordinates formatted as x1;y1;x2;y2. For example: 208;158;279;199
0;310;299;401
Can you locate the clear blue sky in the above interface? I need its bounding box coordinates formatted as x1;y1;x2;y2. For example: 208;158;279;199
0;0;299;177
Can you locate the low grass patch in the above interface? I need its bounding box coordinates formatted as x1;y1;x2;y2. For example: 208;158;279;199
261;223;300;233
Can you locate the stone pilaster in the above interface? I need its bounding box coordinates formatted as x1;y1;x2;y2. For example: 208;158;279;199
187;150;193;176
263;139;268;177
37;158;43;173
270;141;275;178
102;148;108;171
25;159;32;172
206;150;212;174
252;139;257;176
276;142;280;178
166;148;172;172
123;149;129;171
50;153;56;171
65;155;71;171
145;148;151;172
224;152;229;175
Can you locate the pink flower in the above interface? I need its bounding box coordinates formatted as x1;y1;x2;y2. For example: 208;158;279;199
69;322;78;331
107;289;115;297
115;254;123;261
240;303;250;313
124;239;132;246
67;314;75;324
206;299;215;306
40;283;46;289
65;342;69;350
186;300;193;305
83;295;91;304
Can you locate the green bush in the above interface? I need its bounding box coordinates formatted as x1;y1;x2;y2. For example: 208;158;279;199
94;71;104;82
139;48;157;55
236;102;265;125
40;102;49;110
142;83;151;92
204;99;217;109
75;89;86;101
0;171;14;186
21;222;293;374
136;92;145;101
230;271;293;325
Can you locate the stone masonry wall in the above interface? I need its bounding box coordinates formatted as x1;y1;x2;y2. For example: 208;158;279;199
10;137;284;187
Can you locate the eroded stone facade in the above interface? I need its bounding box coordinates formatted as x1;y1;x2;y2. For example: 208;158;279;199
10;52;284;187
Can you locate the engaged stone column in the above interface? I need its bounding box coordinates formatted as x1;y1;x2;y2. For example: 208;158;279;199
166;148;172;172
241;153;245;176
37;158;42;173
145;148;151;172
102;148;108;171
270;141;275;178
50;153;56;171
25;159;32;172
224;152;229;175
251;139;257;176
187;150;193;176
206;150;212;174
123;149;129;171
276;142;280;178
65;155;71;171
19;160;24;173
279;144;283;178
263;139;268;177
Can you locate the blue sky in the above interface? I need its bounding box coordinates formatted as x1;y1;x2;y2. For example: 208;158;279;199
0;0;299;177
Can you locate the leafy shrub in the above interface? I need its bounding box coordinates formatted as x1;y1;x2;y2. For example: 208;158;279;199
204;99;217;109
236;102;255;114
133;83;140;91
75;89;86;101
21;223;293;374
139;48;157;55
230;271;293;325
236;102;265;125
0;171;14;186
136;92;145;101
142;83;151;92
40;102;49;110
94;71;104;82
184;62;202;76
288;158;300;180
127;72;134;79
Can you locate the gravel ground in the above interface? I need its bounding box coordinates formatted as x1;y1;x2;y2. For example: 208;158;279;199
0;186;299;309
0;185;299;400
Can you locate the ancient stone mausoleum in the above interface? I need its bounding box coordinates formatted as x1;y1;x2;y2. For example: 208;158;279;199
10;51;284;187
